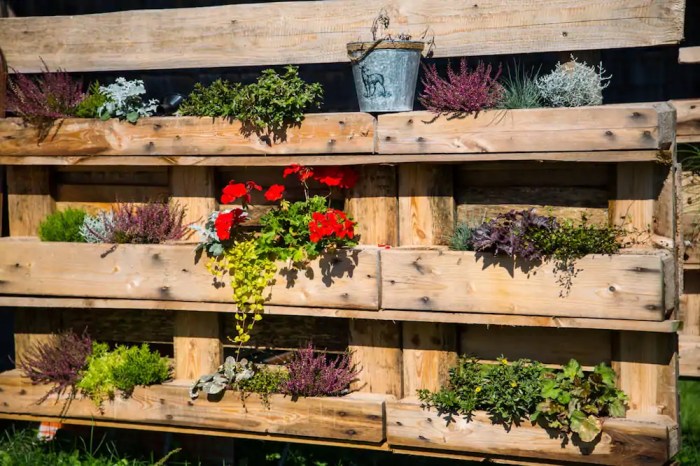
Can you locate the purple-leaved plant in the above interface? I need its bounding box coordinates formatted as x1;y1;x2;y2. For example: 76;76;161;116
471;209;558;261
281;343;359;398
419;59;504;115
18;330;93;404
7;60;84;130
88;200;189;244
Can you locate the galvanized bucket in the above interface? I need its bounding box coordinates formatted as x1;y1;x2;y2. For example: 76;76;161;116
347;41;424;113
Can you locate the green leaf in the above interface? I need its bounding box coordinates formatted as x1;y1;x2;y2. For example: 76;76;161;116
126;111;139;123
569;410;601;442
608;399;626;418
562;359;583;380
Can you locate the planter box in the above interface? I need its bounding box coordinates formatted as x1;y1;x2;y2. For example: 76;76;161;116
377;104;674;154
0;371;386;443
0;240;380;310
387;400;676;465
380;249;673;321
0;113;375;157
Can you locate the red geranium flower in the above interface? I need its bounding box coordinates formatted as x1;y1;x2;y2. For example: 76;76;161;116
264;184;285;202
308;209;356;243
214;208;248;241
313;166;359;189
221;180;262;206
283;164;313;182
246;181;262;192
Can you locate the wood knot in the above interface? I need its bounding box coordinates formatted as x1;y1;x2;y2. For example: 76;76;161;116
346;429;356;436
605;130;614;136
562;31;568;37
416;136;425;142
608;286;616;292
385;136;392;141
421;296;430;303
337;411;347;417
328;138;336;145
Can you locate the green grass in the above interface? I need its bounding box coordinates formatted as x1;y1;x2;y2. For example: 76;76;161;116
677;379;700;465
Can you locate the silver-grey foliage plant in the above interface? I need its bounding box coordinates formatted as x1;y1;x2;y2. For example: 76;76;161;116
79;212;112;243
536;56;611;108
97;78;159;123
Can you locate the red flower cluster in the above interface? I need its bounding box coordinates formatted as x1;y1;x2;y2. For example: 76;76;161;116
264;184;285;202
282;164;358;190
221;180;262;206
309;209;355;243
215;208;248;240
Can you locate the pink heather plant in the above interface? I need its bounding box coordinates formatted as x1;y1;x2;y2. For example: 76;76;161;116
419;59;504;115
89;200;189;244
281;343;360;398
18;330;93;404
7;60;84;128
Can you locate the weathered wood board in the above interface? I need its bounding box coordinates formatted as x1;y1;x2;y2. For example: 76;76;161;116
387;400;673;465
0;114;375;156
380;249;669;321
679;47;700;64
0;372;386;443
671;99;700;143
0;1;684;72
377;104;674;154
680;334;700;378
0;241;380;310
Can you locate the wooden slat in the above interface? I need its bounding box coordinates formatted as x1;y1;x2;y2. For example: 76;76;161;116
459;326;612;369
173;312;222;380
0;297;681;333
0;241;380;310
0;0;684;73
377;104;675;154
610;162;655;246
680;334;700;378
381;249;668;321
672;99;700;143
0;114;375;156
387;400;673;465
679;46;700;64
0;372;386;444
0;151;669;167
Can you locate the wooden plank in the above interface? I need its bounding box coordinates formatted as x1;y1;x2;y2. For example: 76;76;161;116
0;297;681;333
0;0;684;72
377;104;674;154
346;164;402;397
459;326;612;369
672;99;700;143
0;114;375;156
402;322;456;394
381;249;667;321
679;334;700;378
0;242;381;310
0;372;386;444
679;46;700;64
173;312;222;380
387;400;673;465
681;269;700;335
0;151;669;167
610;162;655;246
613;332;678;420
6;166;54;236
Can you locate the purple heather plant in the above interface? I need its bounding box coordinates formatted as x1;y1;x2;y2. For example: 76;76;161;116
471;209;558;261
88;200;190;244
17;330;93;404
419;59;504;115
7;60;84;130
281;343;359;398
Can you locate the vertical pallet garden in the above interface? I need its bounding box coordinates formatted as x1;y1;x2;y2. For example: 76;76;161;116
0;1;688;464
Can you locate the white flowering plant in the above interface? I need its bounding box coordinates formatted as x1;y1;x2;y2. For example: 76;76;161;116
97;78;159;123
536;56;611;108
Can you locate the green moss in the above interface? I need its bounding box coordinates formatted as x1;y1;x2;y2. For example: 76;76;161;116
38;208;87;242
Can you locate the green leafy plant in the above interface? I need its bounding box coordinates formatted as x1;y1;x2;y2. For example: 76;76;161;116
178;79;242;118
532;359;627;442
180;66;322;141
73;81;109;118
97;78;158;123
418;356;543;427
448;223;476;251
38;208;88;242
77;342;170;406
498;64;542;109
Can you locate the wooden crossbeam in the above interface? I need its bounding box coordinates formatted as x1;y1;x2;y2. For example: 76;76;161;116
679;46;700;64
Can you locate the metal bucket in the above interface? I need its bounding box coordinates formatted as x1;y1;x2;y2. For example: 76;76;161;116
347;41;424;113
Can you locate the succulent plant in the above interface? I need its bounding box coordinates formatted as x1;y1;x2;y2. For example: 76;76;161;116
190;356;254;399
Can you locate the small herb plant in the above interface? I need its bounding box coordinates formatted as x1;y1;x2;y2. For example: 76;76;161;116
73;81;109;118
83;200;189;244
77;342;170;406
6;60;84;132
97;78;159;123
532;359;627;442
419;59;503;115
536;56;611;108
179;66;323;141
18;330;93;403
38;208;88;242
497;64;543;109
419;356;627;440
418;356;544;427
196;164;358;345
281;343;359;398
